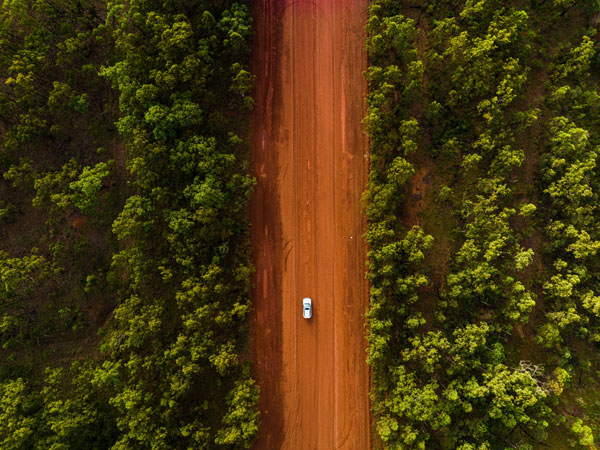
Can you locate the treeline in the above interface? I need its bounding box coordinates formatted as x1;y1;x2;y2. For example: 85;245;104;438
366;0;600;448
0;1;258;449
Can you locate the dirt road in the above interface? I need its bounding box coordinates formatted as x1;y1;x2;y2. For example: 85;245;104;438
249;1;370;449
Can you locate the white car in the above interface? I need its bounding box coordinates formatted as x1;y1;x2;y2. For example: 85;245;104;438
302;297;312;319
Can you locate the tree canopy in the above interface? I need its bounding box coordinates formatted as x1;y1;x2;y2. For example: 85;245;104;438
0;1;258;448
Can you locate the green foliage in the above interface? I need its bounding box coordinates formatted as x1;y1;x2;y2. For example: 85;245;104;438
363;0;600;447
0;0;257;448
536;32;600;368
214;379;260;448
0;1;122;389
0;378;38;450
570;419;595;447
0;368;117;450
0;250;59;349
444;178;536;324
92;0;258;447
69;161;113;213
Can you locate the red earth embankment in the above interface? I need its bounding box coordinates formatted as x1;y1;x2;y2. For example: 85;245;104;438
250;1;370;449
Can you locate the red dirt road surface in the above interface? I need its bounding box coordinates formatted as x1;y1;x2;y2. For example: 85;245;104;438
249;1;371;449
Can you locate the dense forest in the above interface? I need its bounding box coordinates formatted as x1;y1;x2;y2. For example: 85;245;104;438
0;1;258;448
365;0;600;448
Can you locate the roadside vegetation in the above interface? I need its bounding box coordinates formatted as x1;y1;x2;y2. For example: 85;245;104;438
0;1;258;449
365;0;600;448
